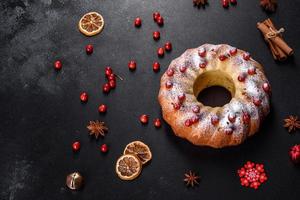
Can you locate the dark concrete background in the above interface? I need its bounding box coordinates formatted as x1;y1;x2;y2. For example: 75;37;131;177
0;0;300;199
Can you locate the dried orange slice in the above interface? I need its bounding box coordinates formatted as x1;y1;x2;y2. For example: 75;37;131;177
115;154;142;181
78;12;104;36
123;141;152;165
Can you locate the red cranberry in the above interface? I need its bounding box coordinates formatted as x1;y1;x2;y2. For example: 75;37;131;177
105;66;113;77
98;104;107;113
191;115;200;124
86;44;93;55
289;144;300;164
164;42;172;51
199;60;207;68
219;55;228;61
178;93;186;102
262;83;270;93
72;141;81;152
211;115;219;125
198;48;206;57
102;83;111;93
224;127;233;135
228;113;236;123
100;144;108;153
80;92;88;102
173;103;181;110
243;112;250;124
156;16;164;26
153;12;161;22
248;67;256;75
109;80;116;89
154;118;161;128
134;17;142;27
230;0;237;4
153;62;160;72
166;68;174;76
185;119;192;127
157;47;164;57
238;73;246;82
229;48;237;55
243;52;251;61
128;60;137;71
253;98;262;106
140;114;149;124
222;0;229;8
153;31;160;40
179;66;187;73
108;74;116;81
165;81;173;89
192;105;200;113
54;60;62;70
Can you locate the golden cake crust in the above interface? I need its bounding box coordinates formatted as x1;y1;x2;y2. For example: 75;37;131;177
158;44;271;148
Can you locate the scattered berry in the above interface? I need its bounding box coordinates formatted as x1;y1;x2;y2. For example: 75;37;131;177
100;144;108;153
128;60;137;71
199;61;207;68
154;118;162;128
289;144;300;164
179;66;187;73
242;112;250;124
173;102;181;110
165;81;173;89
198;48;206;57
230;0;237;4
192;105;200;113
153;31;160;40
164;42;172;51
222;0;229;8
156;16;164;26
109;80;116;89
253;98;262;106
86;44;93;55
98;104;107;113
178;93;186;103
54;60;62;70
228;113;236;123
140;114;149;124
80;92;88;102
105;66;113;77
185;119;192;127
243;52;251;61
72;141;81;152
102;83;111;93
219;55;228;61
211;115;219;125
134;17;142;27
229;48;237;55
157;47;164;57
238;73;246;82
262;83;271;93
153;12;160;22
224;127;233;135
248;67;256;75
108;74;116;81
167;68;174;76
153;62;160;72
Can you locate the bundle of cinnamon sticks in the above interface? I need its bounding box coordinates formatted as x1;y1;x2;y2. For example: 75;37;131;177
257;18;293;61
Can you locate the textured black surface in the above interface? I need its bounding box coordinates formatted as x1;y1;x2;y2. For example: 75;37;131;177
0;0;300;199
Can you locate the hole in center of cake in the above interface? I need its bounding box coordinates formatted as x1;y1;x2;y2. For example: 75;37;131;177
193;70;235;107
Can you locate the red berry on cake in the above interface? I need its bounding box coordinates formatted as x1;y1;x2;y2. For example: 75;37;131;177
192;105;200;113
179;66;187;73
109;80;116;88
219;55;227;61
86;44;93;55
140;114;149;124
167;68;174;76
157;47;164;57
153;31;160;40
153;62;160;72
185;119;192;127
243;52;251;61
198;48;206;57
191;115;200;124
262;82;271;93
173;102;181;110
102;83;111;93
80;92;88;102
242;112;250;124
164;42;172;51
108;74;116;81
238;73;246;82
178;93;186;102
229;48;237;55
154;118;162;128
54;60;62;70
134;17;142;27
248;67;256;75
199;60;207;68
253;98;262;106
224;127;233;135
228;113;236;123
211;115;219;125
165;81;173;89
98;104;107;113
105;66;113;77
128;60;137;71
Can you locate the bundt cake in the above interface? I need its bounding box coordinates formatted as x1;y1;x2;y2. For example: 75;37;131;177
158;44;271;148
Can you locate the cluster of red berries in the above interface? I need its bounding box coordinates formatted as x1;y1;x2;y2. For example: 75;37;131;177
72;141;108;153
222;0;237;8
237;161;268;189
139;114;162;128
103;66;117;93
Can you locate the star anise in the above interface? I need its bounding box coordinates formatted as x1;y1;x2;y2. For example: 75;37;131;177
284;115;300;133
87;120;108;138
183;171;200;187
260;0;277;12
193;0;208;7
